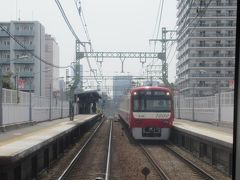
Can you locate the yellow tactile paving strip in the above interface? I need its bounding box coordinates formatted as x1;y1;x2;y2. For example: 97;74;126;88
173;119;233;146
0;114;97;158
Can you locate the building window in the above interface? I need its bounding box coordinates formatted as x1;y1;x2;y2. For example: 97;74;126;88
228;30;233;36
227;51;233;56
213;50;220;56
227;20;233;26
198;50;204;56
199;40;205;47
228;10;233;16
216;0;222;6
200;0;206;6
216;30;221;37
216;61;222;66
199;20;205;26
199;81;206;87
199;61;206;66
216;40;221;47
200;31;205;37
216;10;221;16
216;20;221;26
228;40;233;47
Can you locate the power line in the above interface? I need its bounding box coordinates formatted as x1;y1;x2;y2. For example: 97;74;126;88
55;0;100;84
74;0;92;48
155;0;165;40
168;48;177;65
0;24;69;69
55;0;85;47
152;0;162;38
74;0;103;84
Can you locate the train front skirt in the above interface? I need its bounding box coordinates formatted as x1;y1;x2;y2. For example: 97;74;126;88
132;127;170;140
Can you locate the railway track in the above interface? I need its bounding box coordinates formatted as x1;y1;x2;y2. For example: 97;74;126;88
140;142;216;180
139;144;170;180
57;119;113;180
164;144;215;180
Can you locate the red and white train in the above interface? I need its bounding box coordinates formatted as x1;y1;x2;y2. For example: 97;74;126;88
118;86;174;140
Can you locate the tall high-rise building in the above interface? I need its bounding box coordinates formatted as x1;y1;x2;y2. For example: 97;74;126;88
45;34;60;97
176;0;236;96
0;21;46;96
112;75;132;101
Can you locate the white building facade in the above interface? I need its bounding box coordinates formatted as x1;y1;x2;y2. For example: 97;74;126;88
0;21;46;96
176;0;237;96
45;34;60;97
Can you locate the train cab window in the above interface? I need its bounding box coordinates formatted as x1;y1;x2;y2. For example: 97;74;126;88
133;90;171;112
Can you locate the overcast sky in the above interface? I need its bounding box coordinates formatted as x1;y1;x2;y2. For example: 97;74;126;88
0;0;177;84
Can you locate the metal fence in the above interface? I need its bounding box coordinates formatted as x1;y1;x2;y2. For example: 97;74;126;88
174;91;234;124
1;88;70;125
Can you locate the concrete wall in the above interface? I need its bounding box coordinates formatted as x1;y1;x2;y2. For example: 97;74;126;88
174;91;234;124
1;88;70;125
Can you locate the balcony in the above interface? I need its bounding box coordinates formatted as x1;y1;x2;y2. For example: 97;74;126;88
0;44;10;50
13;58;34;64
0;59;10;64
190;73;234;78
0;31;9;37
17;71;34;78
14;44;34;50
14;30;34;36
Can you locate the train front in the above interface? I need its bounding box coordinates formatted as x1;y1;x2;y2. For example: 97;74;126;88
130;87;173;140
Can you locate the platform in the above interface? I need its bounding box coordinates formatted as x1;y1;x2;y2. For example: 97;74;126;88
172;119;233;176
0;114;98;164
173;119;233;148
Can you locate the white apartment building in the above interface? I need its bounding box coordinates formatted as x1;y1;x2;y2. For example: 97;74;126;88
45;34;60;97
176;0;236;96
0;21;46;96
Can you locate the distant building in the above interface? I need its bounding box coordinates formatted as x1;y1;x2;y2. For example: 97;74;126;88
69;63;83;93
176;0;236;96
0;21;46;96
45;34;60;97
112;75;132;101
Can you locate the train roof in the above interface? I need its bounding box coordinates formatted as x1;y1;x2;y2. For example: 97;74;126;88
130;86;171;92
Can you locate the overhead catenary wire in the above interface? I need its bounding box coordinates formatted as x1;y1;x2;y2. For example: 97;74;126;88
55;0;100;84
55;0;85;47
152;0;163;39
74;0;103;80
74;0;92;48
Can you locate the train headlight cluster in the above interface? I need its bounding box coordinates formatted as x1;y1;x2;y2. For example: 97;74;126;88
166;92;170;96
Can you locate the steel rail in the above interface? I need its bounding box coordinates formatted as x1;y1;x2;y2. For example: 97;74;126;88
58;119;105;180
139;144;170;180
165;144;216;180
105;120;113;180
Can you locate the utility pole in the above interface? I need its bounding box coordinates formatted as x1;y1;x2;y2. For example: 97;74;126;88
149;27;177;86
217;80;221;126
0;68;2;126
29;79;32;122
192;85;195;121
49;83;52;121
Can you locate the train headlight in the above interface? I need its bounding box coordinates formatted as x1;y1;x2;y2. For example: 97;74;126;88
166;92;170;96
133;92;137;95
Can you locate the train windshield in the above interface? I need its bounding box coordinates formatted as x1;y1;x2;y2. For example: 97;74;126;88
132;90;171;112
